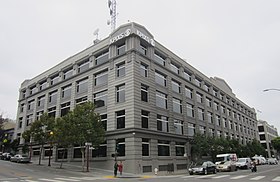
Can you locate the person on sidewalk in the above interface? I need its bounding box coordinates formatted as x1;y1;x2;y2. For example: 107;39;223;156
118;161;123;175
114;162;118;177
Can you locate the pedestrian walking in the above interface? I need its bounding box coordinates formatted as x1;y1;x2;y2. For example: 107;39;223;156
251;160;257;172
114;162;118;177
118;161;123;175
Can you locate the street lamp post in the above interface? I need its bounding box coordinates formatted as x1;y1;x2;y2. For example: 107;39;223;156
48;131;54;166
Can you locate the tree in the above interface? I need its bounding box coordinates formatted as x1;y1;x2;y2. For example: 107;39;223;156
64;101;105;171
271;137;280;154
22;113;55;165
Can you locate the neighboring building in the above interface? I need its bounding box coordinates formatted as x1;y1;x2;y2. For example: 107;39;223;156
14;22;258;173
0;120;15;152
258;120;278;158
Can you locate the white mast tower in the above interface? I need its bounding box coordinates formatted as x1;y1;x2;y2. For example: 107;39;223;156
108;0;117;32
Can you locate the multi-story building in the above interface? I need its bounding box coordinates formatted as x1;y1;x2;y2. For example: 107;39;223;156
14;22;258;173
258;120;278;158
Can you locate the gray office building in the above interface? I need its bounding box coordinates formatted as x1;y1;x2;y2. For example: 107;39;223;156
14;22;258;173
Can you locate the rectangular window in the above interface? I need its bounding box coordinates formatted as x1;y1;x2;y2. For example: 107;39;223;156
49;90;58;103
95;70;108;86
140;63;148;77
158;140;170;156
93;90;107;108
184;71;192;81
61;102;70;117
196;92;203;103
213;89;218;97
198;108;204;121
141;110;149;128
185;87;193;99
221;105;226;114
173;98;182;113
175;142;185;156
204;84;210;92
117;43;126;55
223;118;227;128
21;90;26;99
92;142;107;157
174;120;183;135
207;112;213;124
18;118;23;128
170;63;179;74
28;100;35;110
139;43;147;55
199;126;206;134
195;78;201;87
26;114;33;126
61;85;71;99
20;103;25;112
29;85;37;95
63;69;73;80
95;50;109;65
76;96;87;105
116;84;125;103
209;128;215;137
36;111;43;121
215;115;221;126
142;138;150;156
206;97;212;107
214;101;219;110
116;110;125;129
171;80;181;93
76;78;88;93
50;75;59;85
100;114;107;131
78;59;89;73
186;103;194;117
157;115;169;132
188;123;195;136
37;96;45;108
155;71;166;86
156;91;167;109
154;51;166;66
141;84;148;102
116;62;125;77
39;81;47;90
48;107;56;118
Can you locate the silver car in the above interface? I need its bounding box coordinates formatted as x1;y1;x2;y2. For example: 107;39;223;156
10;154;30;163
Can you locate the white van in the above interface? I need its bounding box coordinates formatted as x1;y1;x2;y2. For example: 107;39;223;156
252;156;266;165
216;153;238;165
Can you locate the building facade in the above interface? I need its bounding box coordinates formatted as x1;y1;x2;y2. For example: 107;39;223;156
258;120;278;158
14;22;258;173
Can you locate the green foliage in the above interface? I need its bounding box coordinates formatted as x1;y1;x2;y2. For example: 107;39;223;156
271;137;280;152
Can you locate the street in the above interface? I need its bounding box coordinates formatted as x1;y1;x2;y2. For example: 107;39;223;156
1;159;280;182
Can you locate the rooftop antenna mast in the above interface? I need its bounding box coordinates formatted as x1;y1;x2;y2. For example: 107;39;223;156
107;0;116;32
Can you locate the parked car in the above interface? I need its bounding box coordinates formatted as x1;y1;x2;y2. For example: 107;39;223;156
267;158;278;165
236;158;251;169
188;161;217;175
1;153;14;160
216;161;237;172
10;154;30;163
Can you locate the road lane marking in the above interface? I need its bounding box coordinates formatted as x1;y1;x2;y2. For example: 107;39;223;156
212;175;230;179
21;180;40;182
196;174;216;178
250;176;265;180
181;175;195;178
230;175;248;179
39;179;64;182
272;176;280;181
55;178;80;181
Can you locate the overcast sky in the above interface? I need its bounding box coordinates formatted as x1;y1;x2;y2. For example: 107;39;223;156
0;0;279;132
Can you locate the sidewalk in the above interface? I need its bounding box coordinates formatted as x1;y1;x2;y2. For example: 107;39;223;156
29;158;187;179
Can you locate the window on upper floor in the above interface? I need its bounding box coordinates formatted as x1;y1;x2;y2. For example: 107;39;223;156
213;89;218;97
27;100;35;111
93;90;107;108
76;96;87;105
155;71;166;86
139;43;147;55
61;102;70;117
100;114;107;131
141;84;148;102
95;50;109;65
173;98;182;113
174;120;184;135
48;107;56;118
206;97;212;107
37;95;45;108
29;85;37;95
116;62;125;77
197;108;204;121
184;71;192;81
204;84;210;92
50;74;59;85
61;85;71;99
26;114;33;126
142;138;150;156
141;110;149;129
158;140;170;156
63;68;73;80
117;42;126;55
195;78;202;87
196;92;203;103
185;87;193;99
116;84;125;103
76;78;88;93
21;90;26;99
157;115;169;132
94;70;108;86
170;63;180;74
186;103;194;118
156;91;167;109
175;142;185;156
154;51;166;66
171;80;181;93
207;112;213;124
116;110;125;129
39;81;47;90
140;63;148;77
78;59;90;73
188;123;196;136
49;90;58;104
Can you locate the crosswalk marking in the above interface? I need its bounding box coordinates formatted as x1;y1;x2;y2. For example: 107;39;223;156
22;180;39;182
181;175;195;178
212;175;230;179
196;174;216;178
250;176;265;180
272;176;280;181
230;175;248;179
54;178;80;181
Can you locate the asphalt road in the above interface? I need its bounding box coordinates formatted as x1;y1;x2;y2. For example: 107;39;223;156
1;159;280;182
